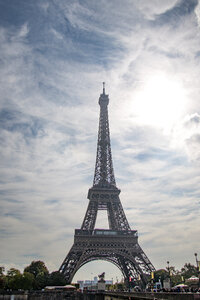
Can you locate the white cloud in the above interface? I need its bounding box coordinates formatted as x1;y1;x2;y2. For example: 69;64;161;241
17;23;29;39
171;113;200;160
137;0;180;20
0;0;200;280
195;0;200;26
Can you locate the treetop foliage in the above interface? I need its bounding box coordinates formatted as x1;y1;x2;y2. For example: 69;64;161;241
0;261;66;291
24;260;49;277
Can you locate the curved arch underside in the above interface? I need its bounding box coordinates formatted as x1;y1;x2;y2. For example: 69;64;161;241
77;256;125;278
60;241;155;287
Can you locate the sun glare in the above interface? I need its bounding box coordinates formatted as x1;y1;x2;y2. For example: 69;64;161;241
133;73;187;132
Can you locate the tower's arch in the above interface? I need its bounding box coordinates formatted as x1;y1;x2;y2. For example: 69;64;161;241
73;258;124;283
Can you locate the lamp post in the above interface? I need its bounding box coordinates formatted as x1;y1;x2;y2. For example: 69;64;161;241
194;253;200;290
167;261;170;276
91;272;93;290
195;253;198;268
166;261;171;290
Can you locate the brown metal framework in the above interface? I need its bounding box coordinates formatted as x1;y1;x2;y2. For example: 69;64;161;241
59;84;155;287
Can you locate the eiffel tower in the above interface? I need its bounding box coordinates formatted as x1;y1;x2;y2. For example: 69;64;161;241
59;83;155;287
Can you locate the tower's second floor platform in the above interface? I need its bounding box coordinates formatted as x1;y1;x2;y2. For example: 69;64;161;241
73;229;139;250
75;228;138;237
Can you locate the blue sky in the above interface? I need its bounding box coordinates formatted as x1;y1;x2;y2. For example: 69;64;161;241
0;0;200;282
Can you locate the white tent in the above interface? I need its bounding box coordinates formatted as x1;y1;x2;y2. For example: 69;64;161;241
186;276;199;282
45;285;76;290
173;284;188;288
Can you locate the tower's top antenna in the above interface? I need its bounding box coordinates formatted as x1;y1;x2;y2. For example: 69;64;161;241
99;82;109;106
103;82;105;94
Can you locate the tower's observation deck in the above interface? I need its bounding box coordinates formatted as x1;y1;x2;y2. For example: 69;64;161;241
75;229;138;237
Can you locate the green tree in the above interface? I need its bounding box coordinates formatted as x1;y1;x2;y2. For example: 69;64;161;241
6;269;23;290
0;267;6;290
171;273;183;286
47;271;66;286
24;261;49;277
21;272;34;290
24;261;49;290
7;268;21;277
154;269;168;285
35;273;49;289
181;263;198;279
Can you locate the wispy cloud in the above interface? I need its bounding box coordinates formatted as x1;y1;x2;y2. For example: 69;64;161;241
0;0;200;281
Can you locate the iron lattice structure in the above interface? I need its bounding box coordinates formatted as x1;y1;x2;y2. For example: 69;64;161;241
59;84;155;287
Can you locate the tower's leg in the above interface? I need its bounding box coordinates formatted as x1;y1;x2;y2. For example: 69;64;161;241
107;200;131;230
81;201;98;230
59;245;83;283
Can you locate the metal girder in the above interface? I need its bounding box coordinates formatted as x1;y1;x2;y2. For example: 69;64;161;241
93;91;116;188
81;188;130;231
60;85;155;287
59;231;155;286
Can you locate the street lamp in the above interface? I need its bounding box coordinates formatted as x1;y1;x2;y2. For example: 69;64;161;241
91;273;93;290
194;253;200;290
195;253;198;268
166;261;171;290
167;261;170;275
